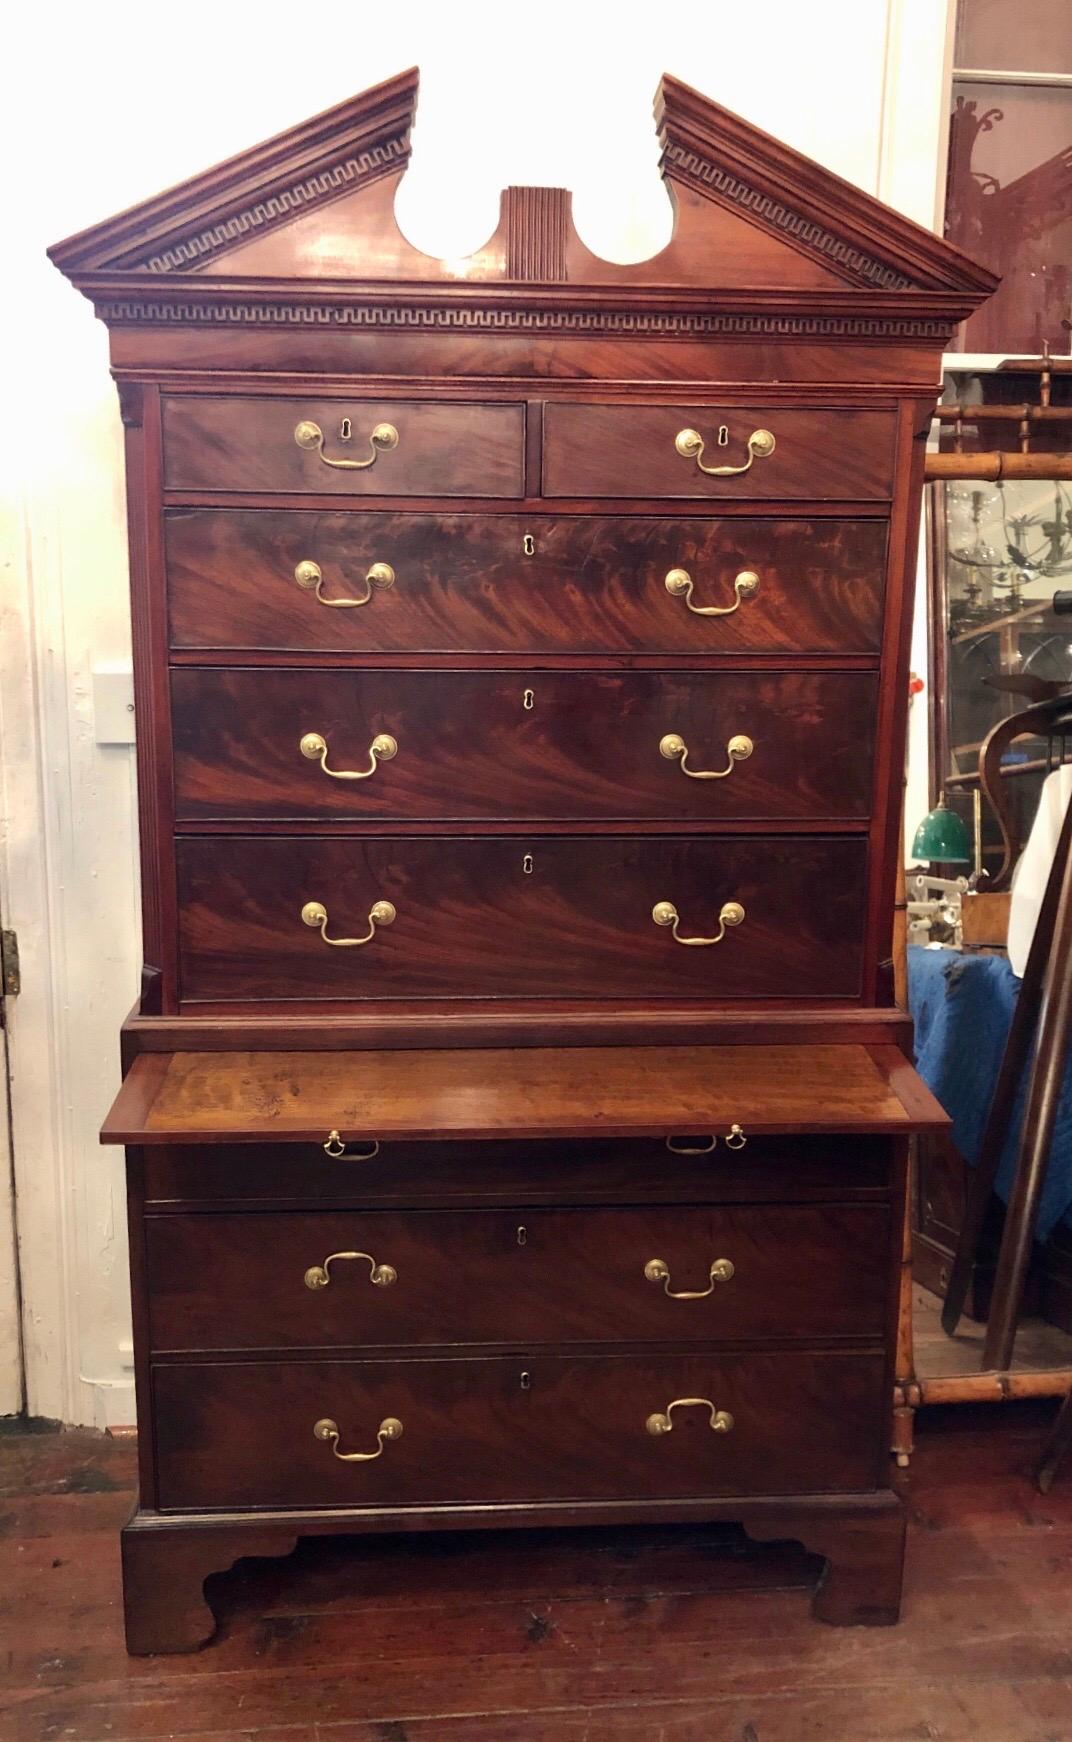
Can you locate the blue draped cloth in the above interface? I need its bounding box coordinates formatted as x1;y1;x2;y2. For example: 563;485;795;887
908;945;1072;1239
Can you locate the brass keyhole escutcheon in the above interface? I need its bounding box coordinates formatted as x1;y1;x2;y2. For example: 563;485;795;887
339;417;352;442
523;689;534;710
520;1370;532;1391
523;534;536;556
674;427;776;478
522;853;534;876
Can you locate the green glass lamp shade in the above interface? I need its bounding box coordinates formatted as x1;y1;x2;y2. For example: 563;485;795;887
912;798;971;864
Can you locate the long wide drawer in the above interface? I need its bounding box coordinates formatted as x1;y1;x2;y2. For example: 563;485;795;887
145;1203;890;1352
153;1349;886;1510
543;404;897;499
164;510;888;654
161;397;526;497
141;1135;894;1210
175;834;868;1003
170;669;878;823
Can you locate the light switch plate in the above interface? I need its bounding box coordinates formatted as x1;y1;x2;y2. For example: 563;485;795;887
92;667;136;744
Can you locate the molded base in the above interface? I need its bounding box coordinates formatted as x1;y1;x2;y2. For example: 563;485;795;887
120;1490;906;1653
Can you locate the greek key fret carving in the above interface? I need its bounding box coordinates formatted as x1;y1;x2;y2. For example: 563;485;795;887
663;143;912;291
95;295;949;339
142;139;408;272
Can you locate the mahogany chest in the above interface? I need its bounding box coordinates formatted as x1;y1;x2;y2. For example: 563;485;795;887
50;67;992;1651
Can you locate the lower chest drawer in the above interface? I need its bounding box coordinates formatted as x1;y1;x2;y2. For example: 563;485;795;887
152;1349;887;1510
175;834;867;1003
144;1203;890;1352
140;1134;893;1209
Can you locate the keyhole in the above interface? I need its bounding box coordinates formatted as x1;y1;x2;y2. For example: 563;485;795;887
523;689;534;711
520;1370;532;1391
522;853;534;876
339;417;352;442
523;534;535;557
717;424;729;447
516;1225;527;1246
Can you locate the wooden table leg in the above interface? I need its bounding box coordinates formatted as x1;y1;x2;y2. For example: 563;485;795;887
942;792;1072;1338
983;815;1072;1371
1036;1388;1072;1493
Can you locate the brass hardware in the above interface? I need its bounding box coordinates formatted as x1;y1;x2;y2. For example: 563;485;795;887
665;1135;717;1155
522;853;534;875
299;730;398;780
523;688;534;710
674;426;775;477
644;1256;735;1299
294;419;399;470
717;424;729;446
293;558;396;610
645;1399;734;1437
301;899;396;947
304;1250;397;1290
323;1130;380;1161
340;417;352;442
523;533;536;556
313;1415;403;1462
516;1225;527;1246
659;732;753;780
664;567;760;618
651;899;745;947
726;1123;747;1150
520;1370;532;1391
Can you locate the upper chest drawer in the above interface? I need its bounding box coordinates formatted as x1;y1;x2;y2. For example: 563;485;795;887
543;404;897;500
161;398;526;498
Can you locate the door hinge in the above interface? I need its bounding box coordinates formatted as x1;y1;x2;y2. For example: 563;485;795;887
1;930;20;998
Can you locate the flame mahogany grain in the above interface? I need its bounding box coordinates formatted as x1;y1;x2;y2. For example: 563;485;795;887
164;509;890;658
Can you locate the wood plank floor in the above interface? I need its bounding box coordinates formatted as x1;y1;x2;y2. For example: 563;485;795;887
3;1401;1072;1741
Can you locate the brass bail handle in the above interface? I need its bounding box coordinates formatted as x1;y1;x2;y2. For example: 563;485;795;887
304;1250;397;1290
674;426;775;478
294;559;396;609
301;899;396;948
644;1257;735;1299
652;899;745;947
300;731;398;781
323;1130;381;1161
665;567;760;619
294;419;399;471
664;1126;746;1155
659;732;753;780
313;1415;403;1462
646;1398;735;1436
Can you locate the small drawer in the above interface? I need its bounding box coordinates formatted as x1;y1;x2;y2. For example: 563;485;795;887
161;397;526;497
542;403;897;499
140;1135;894;1210
170;668;879;824
175;833;868;1005
144;1203;890;1353
152;1349;887;1510
165;509;888;655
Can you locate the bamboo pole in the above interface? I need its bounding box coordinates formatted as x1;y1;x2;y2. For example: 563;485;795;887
916;1368;1072;1405
934;405;1072;424
924;452;1072;481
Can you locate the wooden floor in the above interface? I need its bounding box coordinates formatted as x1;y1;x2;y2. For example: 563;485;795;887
3;1403;1072;1741
914;1282;1072;1377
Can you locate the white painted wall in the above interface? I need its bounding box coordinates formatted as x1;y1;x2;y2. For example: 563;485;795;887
0;0;953;1424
